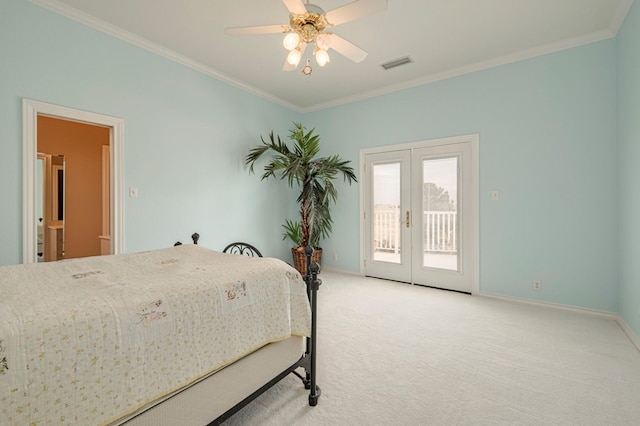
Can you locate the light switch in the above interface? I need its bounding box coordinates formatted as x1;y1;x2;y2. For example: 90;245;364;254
491;190;499;201
129;187;138;198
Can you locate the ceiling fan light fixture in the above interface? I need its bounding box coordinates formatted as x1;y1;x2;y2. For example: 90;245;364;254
226;0;388;74
300;23;318;43
283;32;300;50
287;47;302;66
315;48;330;67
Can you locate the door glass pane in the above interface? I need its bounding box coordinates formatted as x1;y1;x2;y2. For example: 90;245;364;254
373;163;401;263
422;157;458;271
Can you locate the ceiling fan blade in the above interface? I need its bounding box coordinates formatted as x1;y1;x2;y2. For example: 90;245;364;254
326;34;368;63
324;0;387;26
282;0;307;15
225;25;288;36
283;42;308;71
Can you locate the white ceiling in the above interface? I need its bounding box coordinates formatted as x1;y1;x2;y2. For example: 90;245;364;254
32;0;633;112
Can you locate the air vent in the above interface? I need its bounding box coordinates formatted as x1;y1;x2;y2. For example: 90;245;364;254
381;56;413;70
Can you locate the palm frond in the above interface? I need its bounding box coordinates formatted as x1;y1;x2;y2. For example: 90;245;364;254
246;122;357;248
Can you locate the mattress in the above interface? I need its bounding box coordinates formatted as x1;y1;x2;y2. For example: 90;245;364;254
0;245;311;425
118;336;305;425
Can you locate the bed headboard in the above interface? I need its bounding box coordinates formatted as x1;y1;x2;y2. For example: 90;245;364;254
174;232;200;246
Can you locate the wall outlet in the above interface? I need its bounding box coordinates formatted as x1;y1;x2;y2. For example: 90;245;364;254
533;280;541;291
333;253;338;262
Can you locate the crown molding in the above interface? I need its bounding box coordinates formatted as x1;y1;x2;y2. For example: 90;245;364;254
610;0;635;34
29;0;633;115
28;0;303;113
302;28;620;113
302;0;634;112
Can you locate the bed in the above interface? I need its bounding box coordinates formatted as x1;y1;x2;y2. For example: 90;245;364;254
0;235;321;425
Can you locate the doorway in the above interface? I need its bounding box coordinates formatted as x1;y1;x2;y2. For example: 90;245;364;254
23;99;124;264
361;135;479;293
38;116;109;261
36;152;66;261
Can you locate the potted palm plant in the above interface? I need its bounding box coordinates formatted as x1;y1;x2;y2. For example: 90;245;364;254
246;122;357;274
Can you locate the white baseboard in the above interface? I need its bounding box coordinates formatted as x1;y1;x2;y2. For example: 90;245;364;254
319;266;363;276
616;315;640;353
478;291;618;320
479;291;640;352
322;272;640;352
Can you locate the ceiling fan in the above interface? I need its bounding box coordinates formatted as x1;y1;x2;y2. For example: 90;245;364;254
225;0;387;73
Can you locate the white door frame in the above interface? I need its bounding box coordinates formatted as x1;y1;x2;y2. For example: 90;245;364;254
359;134;480;294
22;98;124;263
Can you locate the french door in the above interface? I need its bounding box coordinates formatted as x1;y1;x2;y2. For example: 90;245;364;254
362;136;478;293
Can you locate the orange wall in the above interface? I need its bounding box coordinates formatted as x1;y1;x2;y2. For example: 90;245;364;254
38;116;110;259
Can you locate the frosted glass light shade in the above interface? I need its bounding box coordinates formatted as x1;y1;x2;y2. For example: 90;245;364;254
287;48;302;66
283;32;300;51
315;49;330;67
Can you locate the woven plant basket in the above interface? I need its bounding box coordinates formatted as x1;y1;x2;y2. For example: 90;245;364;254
292;247;322;276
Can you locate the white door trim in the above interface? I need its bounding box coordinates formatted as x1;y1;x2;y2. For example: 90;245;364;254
359;134;479;294
22;98;124;263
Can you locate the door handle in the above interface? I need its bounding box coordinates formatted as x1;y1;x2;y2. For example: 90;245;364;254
405;211;410;228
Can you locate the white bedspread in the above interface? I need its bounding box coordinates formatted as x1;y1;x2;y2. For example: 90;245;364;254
0;245;311;425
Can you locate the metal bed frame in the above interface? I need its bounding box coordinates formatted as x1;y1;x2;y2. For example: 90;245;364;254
175;233;321;424
222;242;263;257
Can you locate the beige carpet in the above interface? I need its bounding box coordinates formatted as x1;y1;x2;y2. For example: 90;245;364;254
225;271;640;425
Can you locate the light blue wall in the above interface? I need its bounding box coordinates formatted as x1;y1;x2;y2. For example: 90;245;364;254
0;0;627;317
617;1;640;338
307;41;619;313
0;0;300;265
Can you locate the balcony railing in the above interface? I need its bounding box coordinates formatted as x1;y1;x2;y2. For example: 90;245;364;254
373;206;457;253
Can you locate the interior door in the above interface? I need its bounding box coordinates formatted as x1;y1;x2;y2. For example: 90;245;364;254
363;137;477;293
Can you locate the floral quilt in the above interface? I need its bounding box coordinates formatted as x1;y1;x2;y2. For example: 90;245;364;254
0;245;310;425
